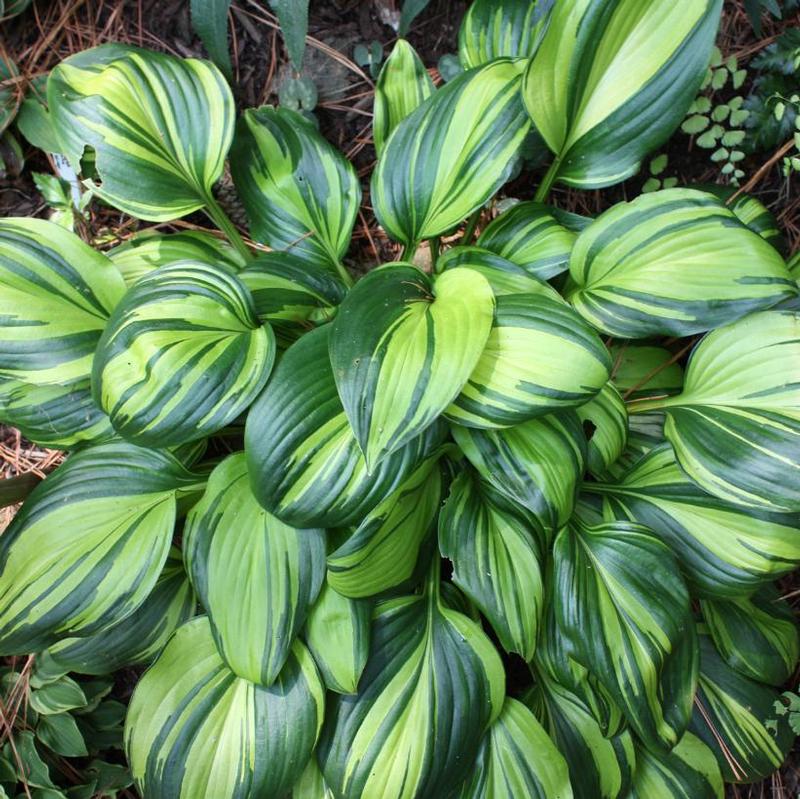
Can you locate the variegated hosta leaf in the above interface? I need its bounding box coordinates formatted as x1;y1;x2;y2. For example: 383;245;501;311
701;585;799;686
576;382;627;478
0;441;203;654
372;59;530;247
602;410;666;480
529;679;635;799
534;576;627;739
459;697;572;799
592;443;800;597
627;733;723;799
789;249;799;281
0;217;126;385
49;45;234;220
373;39;434;155
459;0;553;68
446;294;610;428
0;378;112;449
230;106;360;273
631;310;800;511
477;201;576;280
125;616;325;799
523;1;721;188
327;455;442;598
698;184;784;252
330;264;494;467
304;580;370;694
609;344;684;400
44;547;195;675
689;629;794;784
93;261;275;447
553;519;697;750
566;189;794;338
107;230;246;287
452;411;586;533
439;245;563;299
292;758;335;799
439;469;545;661
245;324;447;527
317;581;505;799
184;453;326;685
239;251;347;346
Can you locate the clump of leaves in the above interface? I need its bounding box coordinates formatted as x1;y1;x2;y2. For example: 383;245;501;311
0;662;132;798
682;46;749;184
744;27;800;153
1;2;799;799
642;153;679;193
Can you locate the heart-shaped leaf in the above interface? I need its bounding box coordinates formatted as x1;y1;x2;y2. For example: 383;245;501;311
93;261;275;447
331;264;494;468
125;616;325;799
184;453;326;685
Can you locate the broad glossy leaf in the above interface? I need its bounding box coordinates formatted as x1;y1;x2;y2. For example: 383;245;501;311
477;201;575;279
452;410;586;533
459;0;553;68
523;1;721;188
372;59;530;246
0;441;202;654
93;261;274;447
373;39;434;155
0;218;125;385
239;251;346;345
246;324;447;527
190;0;233;78
305;580;370;694
459;697;572;799
627;733;723;799
446;293;610;428
318;582;505;799
231;106;360;272
635;310;800;510
566;189;794;338
699;184;784;251
689;629;794;784
439;245;563;298
45;547;195;675
184;453;326;685
529;678;635;799
0;378;112;449
49;45;234;220
553;519;697;750
269;0;309;69
327;454;442;598
701;585;799;686
292;758;334;799
576;383;627;478
125;616;324;799
331;264;494;467
439;469;544;660
609;344;683;400
107;229;246;287
593;443;800;597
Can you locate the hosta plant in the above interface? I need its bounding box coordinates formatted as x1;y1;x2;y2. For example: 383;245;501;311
1;2;800;798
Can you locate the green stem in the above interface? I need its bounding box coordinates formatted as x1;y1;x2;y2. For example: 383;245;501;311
461;208;482;245
332;260;354;288
534;158;561;203
203;194;253;262
400;241;419;262
425;556;441;605
625;394;673;415
429;236;441;273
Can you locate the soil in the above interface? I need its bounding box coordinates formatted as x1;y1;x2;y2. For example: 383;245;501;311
0;1;799;797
